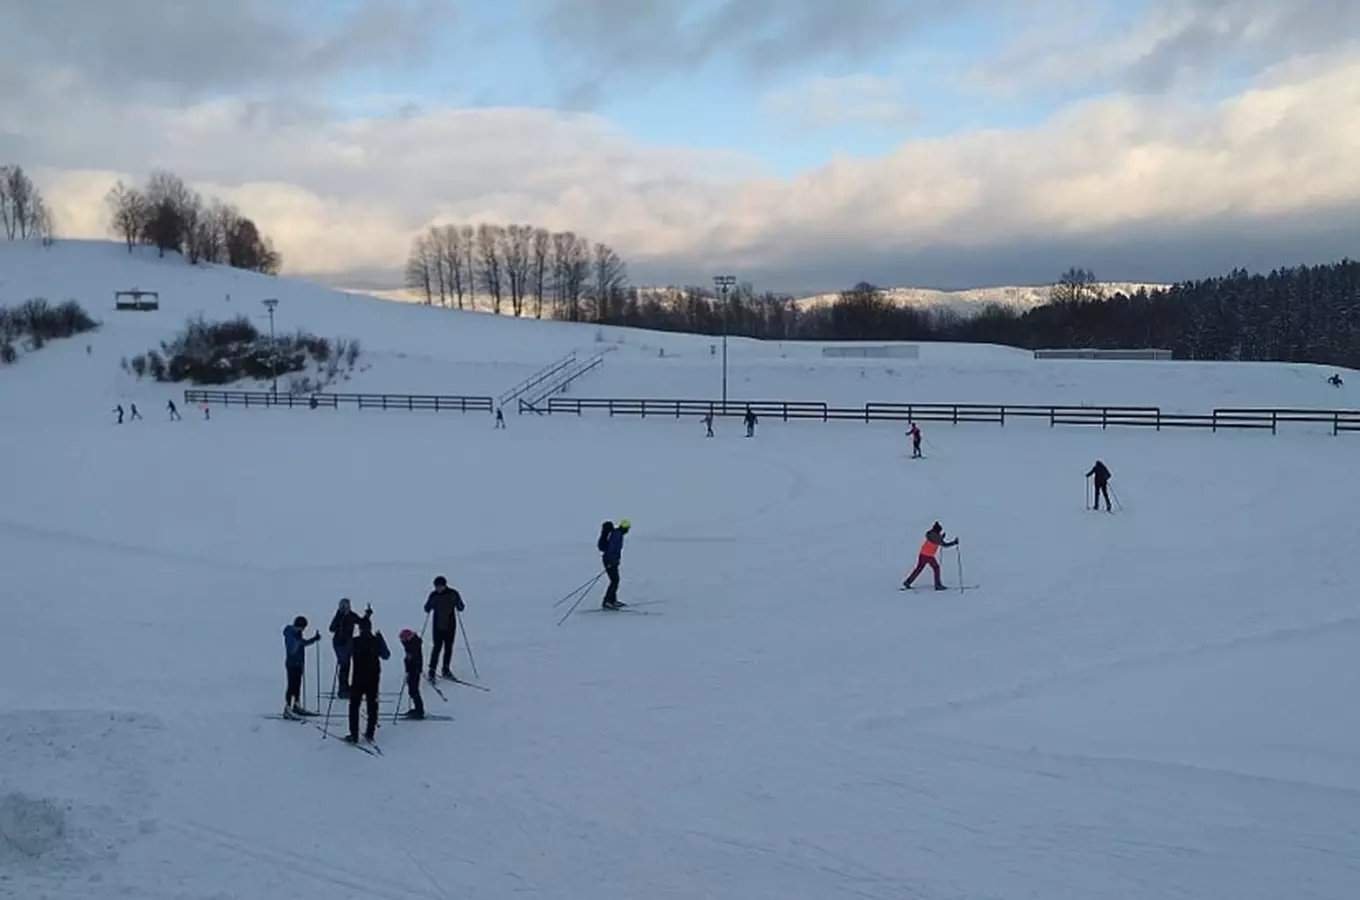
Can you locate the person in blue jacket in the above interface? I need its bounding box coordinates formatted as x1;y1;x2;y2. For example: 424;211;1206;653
598;519;631;609
282;616;320;716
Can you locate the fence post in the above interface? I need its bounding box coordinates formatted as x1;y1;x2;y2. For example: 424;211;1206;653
1212;410;1217;433
1156;410;1161;431
641;400;646;419
1050;407;1055;428
952;405;958;425
1000;406;1006;427
1271;411;1277;435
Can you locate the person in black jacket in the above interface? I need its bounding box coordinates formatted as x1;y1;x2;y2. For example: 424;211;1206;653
346;616;390;743
423;576;465;680
398;629;425;719
328;598;363;699
1086;460;1112;512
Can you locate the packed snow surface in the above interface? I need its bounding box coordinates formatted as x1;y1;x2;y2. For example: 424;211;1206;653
2;241;1358;899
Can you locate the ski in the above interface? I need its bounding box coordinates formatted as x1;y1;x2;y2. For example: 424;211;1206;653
397;714;454;722
445;676;489;692
340;737;382;755
263;713;309;723
585;607;661;615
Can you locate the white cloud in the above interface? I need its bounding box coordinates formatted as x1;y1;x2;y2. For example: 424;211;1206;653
764;75;916;130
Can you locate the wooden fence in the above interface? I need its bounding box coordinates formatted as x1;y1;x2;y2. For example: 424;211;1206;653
183;389;493;413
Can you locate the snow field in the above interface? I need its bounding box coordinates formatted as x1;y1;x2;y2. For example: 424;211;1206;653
2;240;1359;899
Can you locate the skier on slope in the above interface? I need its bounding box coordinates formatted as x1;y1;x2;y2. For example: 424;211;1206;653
744;407;758;437
902;522;958;591
1086;460;1112;512
599;519;631;609
398;629;425;720
907;422;922;458
329;598;364;698
424;576;465;680
282;616;320;717
703;412;714;438
346;616;390;745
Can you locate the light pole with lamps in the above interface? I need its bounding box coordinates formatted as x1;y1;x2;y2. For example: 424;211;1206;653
713;275;735;409
262;298;279;397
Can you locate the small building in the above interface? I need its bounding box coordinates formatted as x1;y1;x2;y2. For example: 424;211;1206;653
1033;348;1172;360
114;289;159;311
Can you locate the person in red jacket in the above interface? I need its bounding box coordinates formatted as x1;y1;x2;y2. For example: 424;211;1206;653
902;521;957;590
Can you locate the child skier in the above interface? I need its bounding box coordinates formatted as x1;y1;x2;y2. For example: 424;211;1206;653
902;522;958;591
282;616;320;716
599;519;631;609
907;422;922;458
398;629;425;719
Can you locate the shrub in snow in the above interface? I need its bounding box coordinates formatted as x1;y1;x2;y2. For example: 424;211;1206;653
0;298;97;366
130;314;360;387
0;341;15;365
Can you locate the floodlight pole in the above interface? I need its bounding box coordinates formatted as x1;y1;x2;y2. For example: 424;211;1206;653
713;275;736;410
262;299;279;397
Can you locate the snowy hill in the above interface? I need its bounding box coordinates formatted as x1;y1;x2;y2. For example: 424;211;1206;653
2;239;1359;900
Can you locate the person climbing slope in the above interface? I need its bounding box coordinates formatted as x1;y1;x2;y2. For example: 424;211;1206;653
599;519;631;609
902;522;958;591
282;616;320;717
1086;460;1112;512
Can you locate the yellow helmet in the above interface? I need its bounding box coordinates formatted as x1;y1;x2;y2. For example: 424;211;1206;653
619;519;632;529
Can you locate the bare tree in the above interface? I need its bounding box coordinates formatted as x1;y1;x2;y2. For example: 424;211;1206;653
591;242;627;322
1051;267;1103;306
428;226;448;306
439;225;468;309
504;224;535;317
531;227;551;318
476;223;505;314
1;166;46;240
35;198;55;247
404;232;436;304
459;225;476;310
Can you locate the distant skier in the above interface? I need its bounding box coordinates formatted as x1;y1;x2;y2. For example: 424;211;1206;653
599;519;630;609
1328;373;1344;387
744;407;757;437
907;422;922;458
200;401;210;420
902;522;958;591
424;576;465;680
495;408;506;429
703;412;714;437
167;399;180;421
329;598;364;698
1086;460;1112;512
129;403;142;421
346;616;390;744
282;615;320;717
398;629;425;719
113;404;124;424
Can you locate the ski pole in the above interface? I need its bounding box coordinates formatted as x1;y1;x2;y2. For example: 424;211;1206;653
1110;485;1124;512
314;633;322;713
955;542;964;594
1085;474;1091;510
553;572;603;608
456;607;479;680
321;657;340;740
557;582;593;625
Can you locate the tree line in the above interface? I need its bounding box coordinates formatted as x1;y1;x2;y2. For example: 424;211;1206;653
562;262;1360;370
105;170;281;274
404;224;626;320
0;166;55;244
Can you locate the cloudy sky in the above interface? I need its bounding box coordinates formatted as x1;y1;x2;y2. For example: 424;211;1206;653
3;0;1359;292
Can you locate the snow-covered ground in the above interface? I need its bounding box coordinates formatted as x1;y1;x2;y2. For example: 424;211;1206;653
2;240;1358;900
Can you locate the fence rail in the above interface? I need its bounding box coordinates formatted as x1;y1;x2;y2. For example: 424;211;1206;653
522;353;605;410
183;389;493;413
538;397;1360;435
497;352;577;407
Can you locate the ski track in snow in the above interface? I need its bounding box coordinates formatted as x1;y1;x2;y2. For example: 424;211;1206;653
2;241;1359;899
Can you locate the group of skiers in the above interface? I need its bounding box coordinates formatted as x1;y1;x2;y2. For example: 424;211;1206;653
701;407;759;438
282;575;468;746
113;400;207;422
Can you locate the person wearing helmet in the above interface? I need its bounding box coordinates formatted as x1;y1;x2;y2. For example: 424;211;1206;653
398;628;425;720
600;518;631;609
423;575;465;680
282;615;320;717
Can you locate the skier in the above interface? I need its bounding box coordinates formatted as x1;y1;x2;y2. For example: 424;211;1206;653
599;519;631;609
329;598;364;698
1086;460;1112;512
495;408;506;429
167;399;180;421
113;404;124;424
902;522;958;591
1328;373;1344;387
423;576;464;680
129;403;142;421
703;412;714;438
200;401;210;420
282;616;320;717
346;615;390;744
398;629;425;719
907;422;922;458
744;407;757;437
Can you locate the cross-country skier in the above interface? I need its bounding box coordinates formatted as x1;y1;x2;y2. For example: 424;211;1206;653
907;422;922;458
346;616;390;744
1086;460;1112;512
495;408;506;429
114;404;124;424
902;522;957;591
1328;373;1344;387
599;519;631;609
329;598;364;698
744;407;757;437
424;576;465;680
703;412;714;437
282;616;320;717
129;403;142;421
398;629;425;719
167;399;180;421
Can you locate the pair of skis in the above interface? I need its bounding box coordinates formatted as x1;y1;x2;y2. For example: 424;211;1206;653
582;599;665;616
